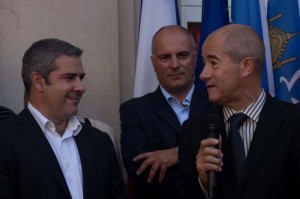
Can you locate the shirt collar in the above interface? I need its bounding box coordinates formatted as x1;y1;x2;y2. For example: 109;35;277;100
160;84;195;105
28;103;82;136
223;90;266;123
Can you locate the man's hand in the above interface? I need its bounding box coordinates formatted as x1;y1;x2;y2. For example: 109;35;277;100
133;147;178;183
196;138;223;189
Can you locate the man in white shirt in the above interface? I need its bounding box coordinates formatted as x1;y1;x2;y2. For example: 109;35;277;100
0;38;127;199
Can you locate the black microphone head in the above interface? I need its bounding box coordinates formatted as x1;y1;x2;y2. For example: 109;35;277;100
206;114;220;137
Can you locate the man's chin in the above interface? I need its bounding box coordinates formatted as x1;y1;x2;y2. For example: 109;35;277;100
208;95;219;103
70;98;81;105
67;107;79;117
168;82;191;91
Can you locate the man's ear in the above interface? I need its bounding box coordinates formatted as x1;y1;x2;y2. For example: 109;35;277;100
31;72;44;92
150;55;157;72
240;57;254;77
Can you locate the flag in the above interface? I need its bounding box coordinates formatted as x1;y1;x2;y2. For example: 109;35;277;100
133;0;179;97
231;0;275;96
267;0;300;103
195;0;229;88
299;0;300;19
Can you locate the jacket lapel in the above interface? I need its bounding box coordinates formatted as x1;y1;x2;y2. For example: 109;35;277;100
151;87;181;134
17;109;71;198
74;127;93;199
238;96;285;195
189;86;210;118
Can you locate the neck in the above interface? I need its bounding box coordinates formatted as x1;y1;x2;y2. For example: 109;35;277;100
30;104;67;136
44;116;68;136
54;119;68;136
166;84;193;104
29;98;69;137
229;88;262;111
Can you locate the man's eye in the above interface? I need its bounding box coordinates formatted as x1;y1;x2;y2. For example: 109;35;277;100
65;76;74;80
178;53;189;59
211;61;219;69
159;56;169;61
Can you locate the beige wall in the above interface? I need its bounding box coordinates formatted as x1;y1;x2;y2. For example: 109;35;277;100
0;0;138;136
0;0;189;137
119;0;139;103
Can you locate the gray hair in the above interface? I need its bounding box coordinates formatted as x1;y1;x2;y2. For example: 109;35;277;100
22;38;83;94
222;24;265;77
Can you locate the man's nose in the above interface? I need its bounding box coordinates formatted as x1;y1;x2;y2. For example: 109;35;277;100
74;78;86;93
199;65;210;81
170;57;180;69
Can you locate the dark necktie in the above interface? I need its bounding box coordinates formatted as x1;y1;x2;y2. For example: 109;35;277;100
228;113;248;181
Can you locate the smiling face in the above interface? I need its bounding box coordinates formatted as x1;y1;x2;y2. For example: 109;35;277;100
200;31;243;106
39;55;86;122
151;26;197;98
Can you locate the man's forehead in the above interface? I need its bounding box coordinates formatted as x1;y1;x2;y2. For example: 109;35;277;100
155;27;187;40
52;58;83;73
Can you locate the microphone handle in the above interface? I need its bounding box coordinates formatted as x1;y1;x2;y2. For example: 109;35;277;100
208;170;217;199
208;131;219;199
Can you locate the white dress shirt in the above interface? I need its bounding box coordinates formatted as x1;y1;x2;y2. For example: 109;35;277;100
28;103;83;199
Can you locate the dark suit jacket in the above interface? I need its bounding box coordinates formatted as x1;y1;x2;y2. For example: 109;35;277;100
177;95;300;199
120;86;209;199
0;106;15;120
0;108;127;199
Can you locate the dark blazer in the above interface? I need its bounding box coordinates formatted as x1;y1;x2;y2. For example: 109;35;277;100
177;95;300;199
120;86;209;199
0;105;15;120
0;108;127;199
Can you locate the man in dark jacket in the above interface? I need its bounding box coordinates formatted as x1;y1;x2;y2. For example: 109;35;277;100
120;25;209;199
0;38;127;199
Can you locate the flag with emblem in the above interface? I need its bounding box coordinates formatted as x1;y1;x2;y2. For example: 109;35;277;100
267;0;300;103
231;0;275;96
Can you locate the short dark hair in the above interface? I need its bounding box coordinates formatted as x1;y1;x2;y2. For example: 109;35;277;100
22;38;83;94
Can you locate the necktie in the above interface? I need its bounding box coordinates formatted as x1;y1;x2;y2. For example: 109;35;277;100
228;113;248;181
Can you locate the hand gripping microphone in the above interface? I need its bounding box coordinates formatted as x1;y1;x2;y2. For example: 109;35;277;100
206;114;220;199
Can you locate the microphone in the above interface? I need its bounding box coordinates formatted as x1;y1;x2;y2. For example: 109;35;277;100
206;114;220;199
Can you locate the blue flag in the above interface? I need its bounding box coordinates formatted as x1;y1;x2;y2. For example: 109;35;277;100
195;0;229;88
267;0;300;103
231;0;275;96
